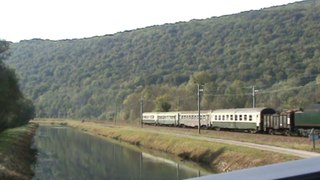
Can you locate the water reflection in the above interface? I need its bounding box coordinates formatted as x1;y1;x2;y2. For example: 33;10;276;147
33;126;212;180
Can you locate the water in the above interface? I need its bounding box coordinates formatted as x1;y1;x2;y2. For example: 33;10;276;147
32;126;213;180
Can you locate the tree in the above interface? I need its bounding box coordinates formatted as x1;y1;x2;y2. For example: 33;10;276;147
225;80;248;108
0;40;35;131
123;93;141;120
190;71;211;85
155;95;171;112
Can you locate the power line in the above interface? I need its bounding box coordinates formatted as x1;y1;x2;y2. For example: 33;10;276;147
258;83;318;95
203;82;319;97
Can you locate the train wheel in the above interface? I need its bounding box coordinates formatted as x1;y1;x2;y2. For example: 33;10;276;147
268;129;274;135
284;130;291;136
250;130;257;134
201;125;207;130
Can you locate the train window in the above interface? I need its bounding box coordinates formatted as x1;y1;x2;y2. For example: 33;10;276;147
215;115;217;120
235;115;238;121
239;115;242;121
222;115;225;120
249;115;252;121
244;115;247;121
226;115;229;120
230;115;233;120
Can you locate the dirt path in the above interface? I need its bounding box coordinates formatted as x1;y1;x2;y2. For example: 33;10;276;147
140;128;320;158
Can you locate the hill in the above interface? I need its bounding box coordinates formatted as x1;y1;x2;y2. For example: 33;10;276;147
5;0;320;120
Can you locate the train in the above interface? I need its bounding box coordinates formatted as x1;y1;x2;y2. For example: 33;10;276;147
142;104;320;136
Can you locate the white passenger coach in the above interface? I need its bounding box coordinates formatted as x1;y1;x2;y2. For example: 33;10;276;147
142;107;276;132
210;108;276;132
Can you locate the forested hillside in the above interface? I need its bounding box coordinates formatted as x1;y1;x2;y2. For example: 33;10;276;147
5;0;320;121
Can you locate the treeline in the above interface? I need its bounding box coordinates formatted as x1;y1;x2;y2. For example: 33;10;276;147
5;0;320;121
0;41;35;131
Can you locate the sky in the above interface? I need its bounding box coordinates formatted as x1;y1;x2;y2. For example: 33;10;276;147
1;0;302;42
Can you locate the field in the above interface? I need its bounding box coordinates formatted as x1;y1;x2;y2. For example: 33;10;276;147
34;118;304;172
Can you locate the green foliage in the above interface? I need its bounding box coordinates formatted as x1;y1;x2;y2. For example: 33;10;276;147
155;95;171;112
190;71;211;85
4;0;320;120
0;41;35;131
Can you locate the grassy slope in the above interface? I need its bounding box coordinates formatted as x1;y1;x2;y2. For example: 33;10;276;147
143;124;317;152
35;119;298;172
0;123;38;180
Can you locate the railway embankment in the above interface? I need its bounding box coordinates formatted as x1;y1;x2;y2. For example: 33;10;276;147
35;119;301;172
0;123;38;179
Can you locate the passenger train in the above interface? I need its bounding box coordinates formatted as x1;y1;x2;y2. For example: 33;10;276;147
142;104;320;136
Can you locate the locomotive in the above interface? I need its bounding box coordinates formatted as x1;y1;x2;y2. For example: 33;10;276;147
264;103;320;136
142;103;320;136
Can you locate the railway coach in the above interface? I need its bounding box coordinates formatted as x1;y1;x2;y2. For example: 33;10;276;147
179;110;211;128
142;112;158;125
157;112;179;126
210;107;276;133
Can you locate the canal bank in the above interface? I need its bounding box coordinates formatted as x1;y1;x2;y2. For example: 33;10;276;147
33;125;211;179
0;123;38;179
35;119;299;173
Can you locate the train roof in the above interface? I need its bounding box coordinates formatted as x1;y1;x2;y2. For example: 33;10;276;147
143;111;180;114
179;110;212;114
212;107;276;114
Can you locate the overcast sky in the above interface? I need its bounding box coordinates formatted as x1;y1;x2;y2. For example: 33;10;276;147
1;0;301;42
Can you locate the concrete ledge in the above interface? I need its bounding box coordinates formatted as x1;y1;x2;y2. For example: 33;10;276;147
191;157;320;180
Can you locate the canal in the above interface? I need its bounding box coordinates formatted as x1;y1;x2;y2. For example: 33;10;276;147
32;126;214;179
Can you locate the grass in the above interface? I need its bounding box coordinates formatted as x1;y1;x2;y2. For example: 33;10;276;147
116;121;317;152
0;123;38;180
35;119;299;172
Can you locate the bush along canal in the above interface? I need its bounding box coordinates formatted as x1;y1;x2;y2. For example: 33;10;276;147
0;123;38;179
32;125;214;179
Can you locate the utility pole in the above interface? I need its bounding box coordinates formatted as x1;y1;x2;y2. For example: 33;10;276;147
252;86;259;108
197;84;203;134
140;99;144;128
114;99;117;125
177;97;180;111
